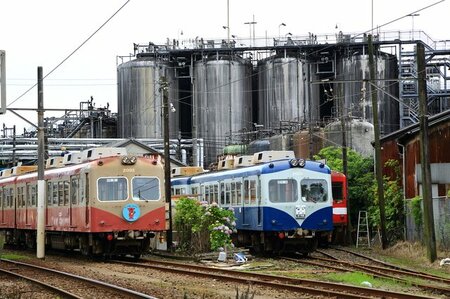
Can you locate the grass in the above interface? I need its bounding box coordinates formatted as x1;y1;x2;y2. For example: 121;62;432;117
0;232;29;260
323;271;404;289
373;241;450;278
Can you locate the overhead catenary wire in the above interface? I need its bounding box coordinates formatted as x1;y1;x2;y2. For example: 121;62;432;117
7;0;131;108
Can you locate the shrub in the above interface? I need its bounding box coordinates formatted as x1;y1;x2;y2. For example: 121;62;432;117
174;197;236;253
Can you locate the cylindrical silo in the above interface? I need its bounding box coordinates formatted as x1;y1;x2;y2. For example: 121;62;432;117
335;53;399;135
117;55;179;139
324;118;374;157
269;134;293;151
193;55;253;166
257;56;319;130
247;139;270;155
292;129;324;159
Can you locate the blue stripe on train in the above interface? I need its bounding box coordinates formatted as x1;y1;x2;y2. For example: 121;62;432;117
233;206;333;231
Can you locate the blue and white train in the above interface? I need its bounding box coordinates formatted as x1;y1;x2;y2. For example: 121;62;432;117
171;153;333;254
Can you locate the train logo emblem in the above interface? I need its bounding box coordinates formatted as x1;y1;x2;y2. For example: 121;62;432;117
122;204;140;222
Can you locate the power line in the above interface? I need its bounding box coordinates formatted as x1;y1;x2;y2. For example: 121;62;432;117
7;0;131;108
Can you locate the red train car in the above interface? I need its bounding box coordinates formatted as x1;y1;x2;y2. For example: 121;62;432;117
331;170;348;243
0;148;166;257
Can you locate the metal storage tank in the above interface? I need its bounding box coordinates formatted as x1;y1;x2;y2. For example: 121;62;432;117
247;140;270;155
269;134;293;151
324;119;374;157
117;56;179;139
223;144;247;155
193;55;253;166
257;56;320;130
335;53;399;135
292;129;324;159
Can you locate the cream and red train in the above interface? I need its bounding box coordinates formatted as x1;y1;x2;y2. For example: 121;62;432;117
0;148;166;257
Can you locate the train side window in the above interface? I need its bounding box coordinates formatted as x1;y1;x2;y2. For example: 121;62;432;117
249;180;257;205
53;183;58;205
230;182;236;205
22;187;26;207
213;184;218;204
9;188;14;208
58;182;64;206
26;184;32;207
98;177;128;201
17;187;22;207
79;178;85;204
64;181;70;205
19;187;25;207
219;183;225;205
269;179;298;203
236;181;242;205
301;179;328;203
332;182;344;203
225;183;231;205
191;186;199;200
204;185;210;203
31;185;37;206
71;177;79;205
4;189;8;207
243;180;249;204
132;177;160;201
47;182;52;206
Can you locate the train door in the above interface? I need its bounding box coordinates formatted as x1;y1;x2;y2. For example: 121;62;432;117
242;180;249;226
46;182;51;226
84;173;89;227
25;184;30;226
12;187;17;229
0;187;3;224
69;176;79;227
256;176;262;226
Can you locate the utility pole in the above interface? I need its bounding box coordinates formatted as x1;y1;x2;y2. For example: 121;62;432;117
338;80;352;245
417;43;437;262
160;76;173;252
36;66;45;259
368;35;388;249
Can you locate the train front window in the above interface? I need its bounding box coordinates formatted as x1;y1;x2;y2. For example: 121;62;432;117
332;182;344;203
98;177;128;201
269;179;298;203
132;177;160;201
301;179;328;203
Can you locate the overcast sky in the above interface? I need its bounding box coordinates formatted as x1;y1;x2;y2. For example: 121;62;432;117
1;0;449;133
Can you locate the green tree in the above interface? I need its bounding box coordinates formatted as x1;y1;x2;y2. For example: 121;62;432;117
314;146;375;227
368;159;405;244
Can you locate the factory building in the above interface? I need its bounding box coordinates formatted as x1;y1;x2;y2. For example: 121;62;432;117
2;30;450;168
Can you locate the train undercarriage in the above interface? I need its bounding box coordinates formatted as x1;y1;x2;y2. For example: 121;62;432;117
2;229;154;258
234;229;328;255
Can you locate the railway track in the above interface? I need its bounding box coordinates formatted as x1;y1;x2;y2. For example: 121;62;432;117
111;257;437;298
286;247;450;297
327;247;450;284
0;258;156;299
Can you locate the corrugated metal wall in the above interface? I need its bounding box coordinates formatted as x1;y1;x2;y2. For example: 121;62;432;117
405;197;450;250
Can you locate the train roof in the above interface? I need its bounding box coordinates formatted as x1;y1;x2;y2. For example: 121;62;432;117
172;159;330;185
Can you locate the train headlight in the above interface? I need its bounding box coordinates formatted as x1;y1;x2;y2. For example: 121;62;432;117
298;159;306;168
122;156;137;165
295;205;306;219
289;159;299;167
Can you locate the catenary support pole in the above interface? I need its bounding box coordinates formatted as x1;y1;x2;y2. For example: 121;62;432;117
37;66;45;259
368;35;388;249
160;76;173;251
417;42;437;262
